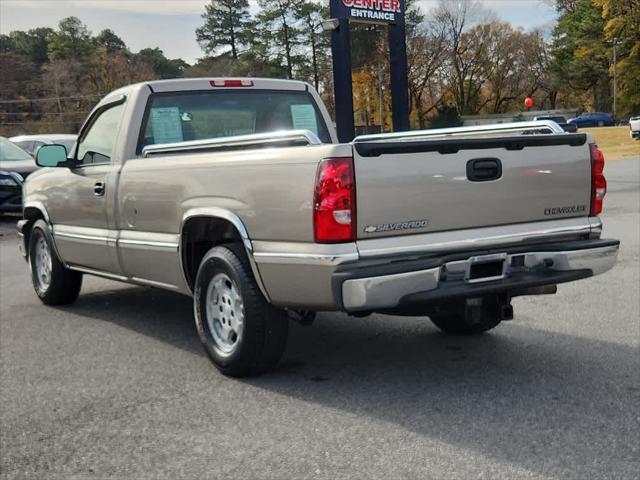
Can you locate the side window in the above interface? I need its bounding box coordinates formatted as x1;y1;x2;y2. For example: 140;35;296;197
77;103;125;166
32;141;45;155
14;141;34;155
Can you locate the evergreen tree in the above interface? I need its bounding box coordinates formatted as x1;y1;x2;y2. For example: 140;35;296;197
48;17;95;61
256;0;301;79
550;0;611;111
96;29;127;53
295;1;329;90
196;0;251;59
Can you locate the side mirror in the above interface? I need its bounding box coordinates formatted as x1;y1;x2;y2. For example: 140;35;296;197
36;144;69;167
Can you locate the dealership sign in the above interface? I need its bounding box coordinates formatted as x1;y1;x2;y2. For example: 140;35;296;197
342;0;402;23
329;0;409;142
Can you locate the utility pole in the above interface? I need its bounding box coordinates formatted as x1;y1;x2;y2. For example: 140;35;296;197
612;39;617;118
378;68;384;133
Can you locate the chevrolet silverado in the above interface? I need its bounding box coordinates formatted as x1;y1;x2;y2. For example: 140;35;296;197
18;78;619;376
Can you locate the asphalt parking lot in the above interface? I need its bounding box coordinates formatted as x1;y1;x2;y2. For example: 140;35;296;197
1;158;638;480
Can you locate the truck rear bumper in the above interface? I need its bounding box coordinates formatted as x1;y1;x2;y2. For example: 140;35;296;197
336;239;619;312
252;218;610;311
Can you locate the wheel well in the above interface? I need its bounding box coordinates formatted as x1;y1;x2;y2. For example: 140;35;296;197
22;207;46;250
181;217;245;290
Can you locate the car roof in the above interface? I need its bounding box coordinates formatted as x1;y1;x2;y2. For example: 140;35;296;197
9;134;76;142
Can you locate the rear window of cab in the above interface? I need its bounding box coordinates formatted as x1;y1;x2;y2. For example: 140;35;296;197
139;90;331;152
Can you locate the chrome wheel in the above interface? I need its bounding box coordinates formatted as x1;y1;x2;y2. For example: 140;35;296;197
34;233;52;291
205;273;244;355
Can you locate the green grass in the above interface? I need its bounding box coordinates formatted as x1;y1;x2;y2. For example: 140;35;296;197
581;126;639;160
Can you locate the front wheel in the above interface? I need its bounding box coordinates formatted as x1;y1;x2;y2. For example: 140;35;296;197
193;244;288;377
29;219;82;305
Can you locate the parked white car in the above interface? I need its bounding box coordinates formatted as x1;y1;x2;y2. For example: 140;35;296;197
9;134;77;157
629;116;640;140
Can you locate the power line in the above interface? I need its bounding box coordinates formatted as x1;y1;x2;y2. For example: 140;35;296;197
0;94;101;104
0;111;91;116
0;119;82;126
0;121;81;126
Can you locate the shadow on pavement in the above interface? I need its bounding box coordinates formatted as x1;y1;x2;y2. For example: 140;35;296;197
63;285;640;479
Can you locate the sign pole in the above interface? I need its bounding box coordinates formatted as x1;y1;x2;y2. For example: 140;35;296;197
329;0;409;139
330;3;355;142
388;0;409;132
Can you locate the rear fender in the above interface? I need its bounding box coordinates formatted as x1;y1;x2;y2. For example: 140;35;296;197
180;207;270;301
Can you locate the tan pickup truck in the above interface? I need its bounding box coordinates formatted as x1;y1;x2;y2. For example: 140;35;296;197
18;78;619;376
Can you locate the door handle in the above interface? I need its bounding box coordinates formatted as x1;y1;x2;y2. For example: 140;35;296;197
94;181;105;196
466;158;502;182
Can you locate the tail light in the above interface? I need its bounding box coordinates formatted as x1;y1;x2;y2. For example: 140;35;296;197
313;157;356;243
590;144;606;216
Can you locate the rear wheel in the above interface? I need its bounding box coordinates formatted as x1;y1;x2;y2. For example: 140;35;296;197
28;219;82;305
193;244;288;377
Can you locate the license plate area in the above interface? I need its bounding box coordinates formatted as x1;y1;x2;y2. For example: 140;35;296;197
465;253;508;283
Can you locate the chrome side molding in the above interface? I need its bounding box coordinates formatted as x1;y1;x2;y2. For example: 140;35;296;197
142;130;323;158
353;120;565;143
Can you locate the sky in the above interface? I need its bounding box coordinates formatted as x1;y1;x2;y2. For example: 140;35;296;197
0;0;558;64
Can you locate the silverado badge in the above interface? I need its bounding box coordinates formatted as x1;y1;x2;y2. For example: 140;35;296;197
364;219;429;234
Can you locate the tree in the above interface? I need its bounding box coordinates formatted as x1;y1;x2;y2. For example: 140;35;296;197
196;0;251;59
0;53;39;109
256;0;302;79
48;17;95;61
96;29;127;53
136;48;188;79
294;1;329;90
352;68;391;131
429;104;462;128
1;28;53;65
550;0;611;112
406;19;447;127
85;47;155;95
594;0;640;115
433;0;491;115
481;24;549;113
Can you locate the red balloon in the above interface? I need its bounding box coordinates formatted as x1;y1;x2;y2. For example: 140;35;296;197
524;97;534;109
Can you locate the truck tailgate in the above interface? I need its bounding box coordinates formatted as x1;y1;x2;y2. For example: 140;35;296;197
352;133;592;239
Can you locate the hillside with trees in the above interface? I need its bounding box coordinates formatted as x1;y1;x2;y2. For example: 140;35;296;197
0;0;637;136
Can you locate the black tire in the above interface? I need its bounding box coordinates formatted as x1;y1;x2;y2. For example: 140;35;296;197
193;244;288;377
28;219;82;305
430;313;501;335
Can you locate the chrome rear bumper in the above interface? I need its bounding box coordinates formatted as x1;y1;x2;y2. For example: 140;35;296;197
340;241;619;312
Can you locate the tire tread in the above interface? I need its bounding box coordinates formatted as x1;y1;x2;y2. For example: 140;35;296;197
194;243;288;377
29;220;82;306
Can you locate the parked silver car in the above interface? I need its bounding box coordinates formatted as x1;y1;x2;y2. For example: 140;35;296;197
9;134;76;157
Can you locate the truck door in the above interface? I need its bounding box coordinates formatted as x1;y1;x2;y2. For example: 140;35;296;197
48;100;124;274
